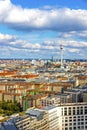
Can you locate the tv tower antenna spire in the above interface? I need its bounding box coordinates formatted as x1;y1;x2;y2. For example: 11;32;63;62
60;44;63;68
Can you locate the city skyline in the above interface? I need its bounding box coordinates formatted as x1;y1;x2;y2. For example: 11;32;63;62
0;0;87;59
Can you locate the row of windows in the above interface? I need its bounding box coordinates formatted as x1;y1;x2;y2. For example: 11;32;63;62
62;106;87;116
62;125;87;130
64;118;87;122
63;122;86;126
62;115;87;120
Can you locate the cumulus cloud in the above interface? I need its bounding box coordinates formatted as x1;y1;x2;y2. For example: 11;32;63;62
0;33;17;41
0;0;87;59
0;33;86;59
68;48;79;53
0;0;87;32
58;31;87;41
0;33;41;51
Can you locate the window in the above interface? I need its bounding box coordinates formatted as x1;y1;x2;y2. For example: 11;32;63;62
73;119;76;121
81;118;84;121
73;109;75;115
85;106;87;114
80;107;83;114
78;122;80;125
73;127;76;130
78;118;80;121
64;108;67;116
73;116;76;119
69;107;71;115
73;122;76;126
65;128;68;130
77;107;79;115
73;107;75;115
69;127;72;130
62;108;63;116
85;116;87;120
65;117;68;119
65;120;68;122
80;126;84;129
65;123;68;126
81;122;84;125
69;123;72;126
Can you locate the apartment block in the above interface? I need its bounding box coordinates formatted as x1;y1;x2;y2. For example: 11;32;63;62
15;109;49;130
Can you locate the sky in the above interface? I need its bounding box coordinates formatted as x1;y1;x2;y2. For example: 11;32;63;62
0;0;87;59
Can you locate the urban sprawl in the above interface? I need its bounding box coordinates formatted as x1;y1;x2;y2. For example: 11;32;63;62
0;59;87;130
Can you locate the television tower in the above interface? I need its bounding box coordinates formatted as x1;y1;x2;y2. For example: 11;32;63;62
60;44;63;68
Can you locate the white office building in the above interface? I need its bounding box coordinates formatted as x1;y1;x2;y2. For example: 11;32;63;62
43;105;59;130
59;102;87;130
42;102;87;130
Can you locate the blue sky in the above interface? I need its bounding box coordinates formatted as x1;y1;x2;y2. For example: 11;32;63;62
0;0;87;59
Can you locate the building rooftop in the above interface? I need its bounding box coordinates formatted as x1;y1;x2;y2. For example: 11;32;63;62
43;105;57;111
64;89;80;93
0;122;17;130
26;109;45;120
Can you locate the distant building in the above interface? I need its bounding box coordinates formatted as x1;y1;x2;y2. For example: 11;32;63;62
64;89;83;103
40;93;71;107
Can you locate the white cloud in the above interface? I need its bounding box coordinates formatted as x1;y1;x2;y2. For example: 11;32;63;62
0;33;17;40
0;33;86;59
68;48;79;53
0;0;87;59
0;0;87;32
58;31;87;40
